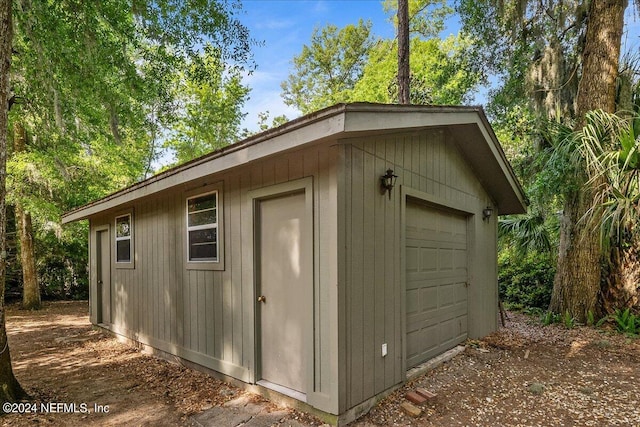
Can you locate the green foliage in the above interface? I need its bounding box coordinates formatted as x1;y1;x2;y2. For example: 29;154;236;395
498;248;556;310
541;311;560;326
613;308;640;334
576;111;640;247
163;47;250;165
382;0;453;38
347;36;479;105
562;310;575;329
7;0;254;300
586;310;595;326
281;11;480;112
36;223;89;300
281;20;375;114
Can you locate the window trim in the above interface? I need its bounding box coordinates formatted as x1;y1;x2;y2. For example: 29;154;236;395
185;183;224;271
114;210;134;269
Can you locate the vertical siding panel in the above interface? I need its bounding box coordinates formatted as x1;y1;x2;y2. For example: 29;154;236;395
385;138;395;167
362;151;376;400
214;271;223;359
160;199;167;342
144;203;151;337
411;135;420;187
401;136;411;188
275;156;288;183
223;245;233;361
420;134;428;192
177;192;185;349
169;192;177;345
150;198;157;339
240;170;253;370
206;271;214;356
316;147;327;392
384;148;398;389
250;161;262;189
343;144;353;408
198;271;207;354
229;176;243;366
262;159;276;187
191;271;199;351
393;148;403;385
184;271;191;350
350;147;364;406
288;151;304;180
395;138;404;189
374;155;386;393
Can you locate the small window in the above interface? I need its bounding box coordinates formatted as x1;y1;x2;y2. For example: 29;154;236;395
115;214;132;263
187;192;218;262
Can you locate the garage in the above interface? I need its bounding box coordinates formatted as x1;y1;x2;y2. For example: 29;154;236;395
405;200;469;369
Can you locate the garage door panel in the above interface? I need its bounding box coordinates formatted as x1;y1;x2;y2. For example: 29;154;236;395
406;289;421;313
406;246;419;272
406;201;469;369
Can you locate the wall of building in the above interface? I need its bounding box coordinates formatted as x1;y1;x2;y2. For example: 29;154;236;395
337;128;497;412
88;142;341;414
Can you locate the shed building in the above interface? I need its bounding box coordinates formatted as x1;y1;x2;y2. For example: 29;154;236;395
62;103;526;424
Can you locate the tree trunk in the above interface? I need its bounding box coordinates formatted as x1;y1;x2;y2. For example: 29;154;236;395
0;0;28;404
13;122;39;310
550;187;602;320
574;0;626;122
550;0;626;321
397;0;410;104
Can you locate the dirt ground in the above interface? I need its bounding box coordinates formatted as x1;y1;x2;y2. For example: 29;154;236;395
3;302;640;426
2;301;321;427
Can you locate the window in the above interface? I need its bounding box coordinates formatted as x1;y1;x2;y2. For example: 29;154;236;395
115;214;132;263
187;191;218;262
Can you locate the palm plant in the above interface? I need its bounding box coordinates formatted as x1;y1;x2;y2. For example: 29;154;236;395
577;110;640;311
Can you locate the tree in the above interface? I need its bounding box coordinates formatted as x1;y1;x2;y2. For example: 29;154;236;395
7;0;253;306
163;47;250;165
13;122;38;310
459;0;637;320
281;20;375;114
0;0;28;404
398;0;410;104
576;111;640;310
347;36;479;105
282;17;479;111
549;0;628;320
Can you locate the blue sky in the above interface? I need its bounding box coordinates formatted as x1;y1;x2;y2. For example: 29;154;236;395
237;0;639;132
238;0;416;131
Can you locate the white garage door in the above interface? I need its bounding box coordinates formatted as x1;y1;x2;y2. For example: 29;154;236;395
405;200;469;369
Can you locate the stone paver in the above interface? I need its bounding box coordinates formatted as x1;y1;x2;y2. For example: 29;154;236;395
190;395;313;427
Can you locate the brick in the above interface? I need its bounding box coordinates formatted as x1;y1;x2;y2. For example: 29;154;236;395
400;402;422;418
405;391;427;405
415;388;437;400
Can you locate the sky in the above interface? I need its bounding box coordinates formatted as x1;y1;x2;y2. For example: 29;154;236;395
236;0;640;133
238;0;420;131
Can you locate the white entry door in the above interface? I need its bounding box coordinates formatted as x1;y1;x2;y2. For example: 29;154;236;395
257;190;312;396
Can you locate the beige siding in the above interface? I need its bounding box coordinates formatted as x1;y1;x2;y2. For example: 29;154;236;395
88;143;340;413
340;129;497;411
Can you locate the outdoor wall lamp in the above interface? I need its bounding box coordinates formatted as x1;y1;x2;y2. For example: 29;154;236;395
381;169;398;200
482;206;493;221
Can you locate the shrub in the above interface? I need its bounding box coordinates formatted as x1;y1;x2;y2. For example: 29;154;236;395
498;249;556;310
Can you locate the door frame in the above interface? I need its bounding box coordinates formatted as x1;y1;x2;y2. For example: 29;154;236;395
400;186;475;375
94;224;111;325
248;177;314;400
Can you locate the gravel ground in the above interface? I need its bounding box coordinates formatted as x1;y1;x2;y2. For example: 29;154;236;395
4;302;640;426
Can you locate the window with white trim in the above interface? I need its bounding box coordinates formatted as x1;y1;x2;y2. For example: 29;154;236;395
115;214;132;263
187;191;218;262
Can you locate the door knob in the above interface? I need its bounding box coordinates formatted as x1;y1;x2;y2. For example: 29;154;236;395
257;295;266;303
98;280;103;285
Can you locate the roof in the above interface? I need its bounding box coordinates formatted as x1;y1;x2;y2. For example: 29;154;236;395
62;103;527;223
